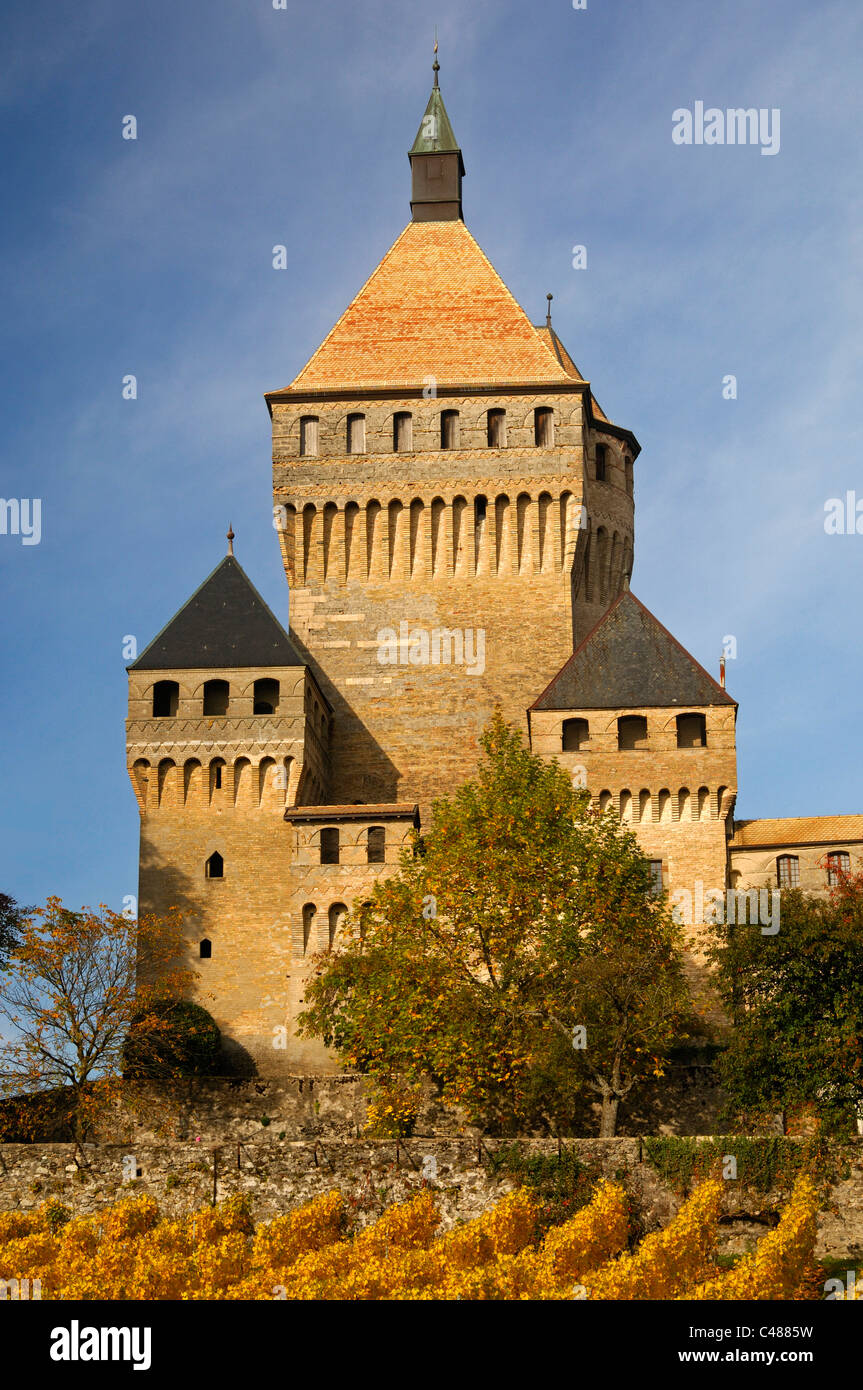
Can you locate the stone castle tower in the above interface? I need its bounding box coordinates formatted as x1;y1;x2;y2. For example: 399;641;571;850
126;64;863;1075
266;66;638;816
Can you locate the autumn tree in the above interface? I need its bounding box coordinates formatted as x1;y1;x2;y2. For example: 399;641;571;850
298;713;690;1136
710;871;863;1133
0;897;198;1141
0;892;31;970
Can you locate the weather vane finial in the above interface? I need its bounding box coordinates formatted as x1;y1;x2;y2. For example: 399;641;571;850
546;292;553;328
226;523;235;556
433;28;439;86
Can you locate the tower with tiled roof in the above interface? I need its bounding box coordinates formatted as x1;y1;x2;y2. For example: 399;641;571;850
126;538;418;1073
266;62;639;814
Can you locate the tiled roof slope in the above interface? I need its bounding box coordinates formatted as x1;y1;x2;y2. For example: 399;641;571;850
130;556;303;671
531;590;735;711
730;816;863;848
534;324;609;422
281;220;571;392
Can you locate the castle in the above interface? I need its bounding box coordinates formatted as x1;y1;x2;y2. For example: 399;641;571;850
125;64;863;1075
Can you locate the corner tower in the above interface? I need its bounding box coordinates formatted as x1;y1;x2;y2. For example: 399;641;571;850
267;63;639;815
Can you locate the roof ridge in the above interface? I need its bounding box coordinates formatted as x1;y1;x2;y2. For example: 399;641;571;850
458;223;568;380
286;224;414;391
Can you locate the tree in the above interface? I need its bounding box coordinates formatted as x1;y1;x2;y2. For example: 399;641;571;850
122;999;222;1079
0;897;197;1141
0;892;32;970
710;871;863;1132
298;713;690;1136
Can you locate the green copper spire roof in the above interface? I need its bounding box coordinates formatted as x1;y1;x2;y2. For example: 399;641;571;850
409;84;461;156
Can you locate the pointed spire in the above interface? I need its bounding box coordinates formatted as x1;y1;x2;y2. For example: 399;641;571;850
409;56;465;221
433;29;440;87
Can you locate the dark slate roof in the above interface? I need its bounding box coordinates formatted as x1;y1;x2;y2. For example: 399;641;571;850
531;589;736;711
129;556;304;671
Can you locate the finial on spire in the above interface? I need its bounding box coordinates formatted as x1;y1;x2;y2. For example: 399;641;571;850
433;29;439;86
546;292;553;328
226;523;235;556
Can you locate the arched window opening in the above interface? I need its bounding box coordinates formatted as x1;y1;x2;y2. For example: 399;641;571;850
697;786;711;821
534;407;554;447
302;903;316;954
619;789;633;822
300;416;319;456
595;444;607;482
441;410;459;449
253;678;279;715
598;790;613;814
677;713;707;748
562;718;589;752
777;855;799;889
347;413;365;454
367;827;386;864
203;679;229;716
487;409;506;448
328;903;347;949
152;680;179;718
638;789;651;824
320;827;340;865
393;412;413;452
618;715;648;751
205;852;223;879
199;938;212;959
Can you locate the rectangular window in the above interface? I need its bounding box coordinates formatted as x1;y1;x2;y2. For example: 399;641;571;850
300;416;319;456
441;410;459;449
596;444;607;482
487;409;506;448
393;412;413;452
777;855;799;888
649;860;664;896
534;407;554;447
826;850;850;886
347;414;365;454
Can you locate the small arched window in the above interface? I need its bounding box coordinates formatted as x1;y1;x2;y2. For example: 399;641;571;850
199;938;212;959
393;412;413;452
347;413;365;454
618;715;648;750
487;409;506;448
299;416;319;456
562;718;589;752
777;855;799;888
203;679;229;716
253;678;279;715
205;852;223;879
328;903;347;949
534;408;554;447
677;713;707;748
595;444;607;482
152;680;179;718
367;827;386;864
320;827;340;864
302;903;316;954
441;410;459;449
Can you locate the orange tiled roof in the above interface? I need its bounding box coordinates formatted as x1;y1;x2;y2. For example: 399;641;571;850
730;816;863;849
281;220;571;392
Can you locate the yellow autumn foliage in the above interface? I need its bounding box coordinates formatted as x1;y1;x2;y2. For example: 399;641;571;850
0;1170;821;1300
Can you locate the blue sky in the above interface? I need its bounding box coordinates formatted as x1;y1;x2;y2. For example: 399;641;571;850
1;0;861;916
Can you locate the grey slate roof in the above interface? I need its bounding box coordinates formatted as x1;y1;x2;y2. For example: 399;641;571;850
531;590;735;711
129;556;304;671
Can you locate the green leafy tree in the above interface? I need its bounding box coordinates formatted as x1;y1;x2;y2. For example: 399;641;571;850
298;713;690;1136
710;871;863;1132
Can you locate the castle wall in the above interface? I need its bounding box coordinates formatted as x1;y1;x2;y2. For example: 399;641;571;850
271;392;634;816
